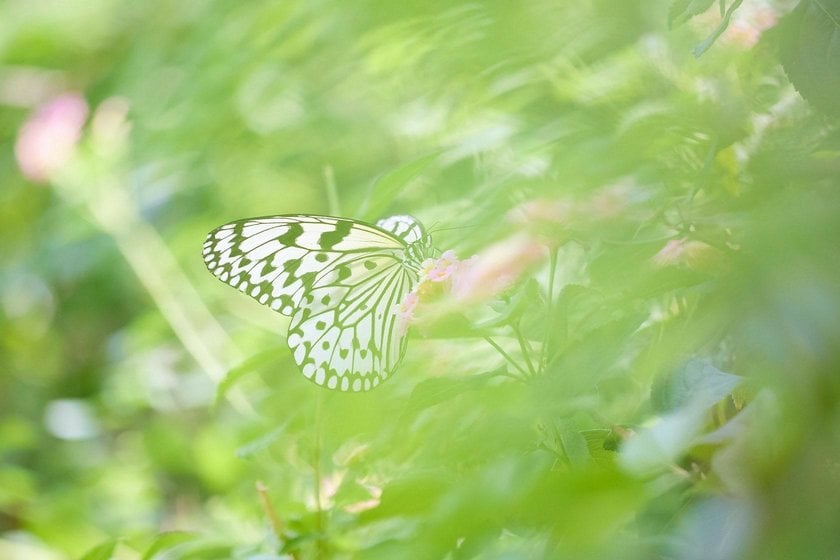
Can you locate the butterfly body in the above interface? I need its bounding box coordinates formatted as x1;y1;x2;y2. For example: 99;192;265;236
203;215;433;391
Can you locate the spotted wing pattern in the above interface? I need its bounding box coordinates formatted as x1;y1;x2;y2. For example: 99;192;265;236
202;215;429;391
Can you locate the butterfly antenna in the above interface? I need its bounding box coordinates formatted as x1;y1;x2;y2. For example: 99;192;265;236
428;222;483;235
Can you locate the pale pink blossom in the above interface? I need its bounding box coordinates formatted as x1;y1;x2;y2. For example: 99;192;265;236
721;3;779;49
507;197;576;226
652;238;715;268
451;233;546;303
393;241;547;332
393;250;472;334
420;249;460;283
15;92;88;183
587;182;636;219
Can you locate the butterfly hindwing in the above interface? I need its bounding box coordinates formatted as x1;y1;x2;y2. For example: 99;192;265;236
287;250;414;391
203;215;427;391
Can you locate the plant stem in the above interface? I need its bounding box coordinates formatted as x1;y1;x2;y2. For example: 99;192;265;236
313;392;326;559
54;172;255;416
324;165;340;215
513;322;537;378
256;481;284;539
540;247;559;373
483;335;529;379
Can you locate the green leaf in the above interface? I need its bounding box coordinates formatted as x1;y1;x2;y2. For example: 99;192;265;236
474;279;541;329
141;532;197;560
399;370;500;422
78;540;117;560
358;151;441;221
652;359;742;412
779;0;840;117
623;361;741;474
359;471;453;521
235;424;286;458
559;428;591;470
668;0;715;29
581;429;620;470
175;543;236;559
214;348;289;405
619;403;708;474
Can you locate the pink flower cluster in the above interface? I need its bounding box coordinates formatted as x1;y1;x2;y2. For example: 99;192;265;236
450;234;545;303
392;235;548;335
420;250;460;283
15;93;88;183
724;3;778;49
393;250;466;336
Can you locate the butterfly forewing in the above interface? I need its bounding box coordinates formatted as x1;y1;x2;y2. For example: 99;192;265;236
203;214;429;391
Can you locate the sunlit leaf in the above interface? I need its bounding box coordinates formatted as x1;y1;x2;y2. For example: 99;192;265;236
358;151;441;221
78;540;117;560
214;347;290;405
141;532;198;560
652;359;742;412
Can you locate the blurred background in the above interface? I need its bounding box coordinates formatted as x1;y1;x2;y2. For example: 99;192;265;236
1;0;839;558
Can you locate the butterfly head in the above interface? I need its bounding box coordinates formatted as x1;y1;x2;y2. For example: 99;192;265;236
404;232;434;270
376;214;434;270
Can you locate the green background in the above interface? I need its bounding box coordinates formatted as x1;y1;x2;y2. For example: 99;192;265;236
1;0;839;558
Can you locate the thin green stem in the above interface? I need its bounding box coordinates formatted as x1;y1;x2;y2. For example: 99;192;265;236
313;393;326;559
54;172;254;416
483;335;529;379
513;322;537;378
324;165;340;215
693;0;744;57
256;481;284;539
540;248;559;373
691;134;719;202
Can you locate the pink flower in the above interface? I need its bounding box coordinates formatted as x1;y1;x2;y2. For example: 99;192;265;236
421;250;460;283
587;182;636;219
652;238;715;269
507;197;576;226
451;233;546;303
393;250;474;334
15;93;89;183
723;3;779;49
506;198;578;249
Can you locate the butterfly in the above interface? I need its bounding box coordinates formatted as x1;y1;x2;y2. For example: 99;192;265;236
203;214;434;391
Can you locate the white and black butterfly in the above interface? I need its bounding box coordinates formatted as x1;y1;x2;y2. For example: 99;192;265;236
203;215;434;392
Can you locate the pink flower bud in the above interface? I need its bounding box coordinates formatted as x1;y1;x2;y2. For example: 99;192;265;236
15;93;88;183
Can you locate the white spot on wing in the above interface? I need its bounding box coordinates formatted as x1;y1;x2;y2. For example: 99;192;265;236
302;363;315;378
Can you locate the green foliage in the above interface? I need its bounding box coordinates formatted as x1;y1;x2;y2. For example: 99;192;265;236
778;0;840;117
1;0;839;559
